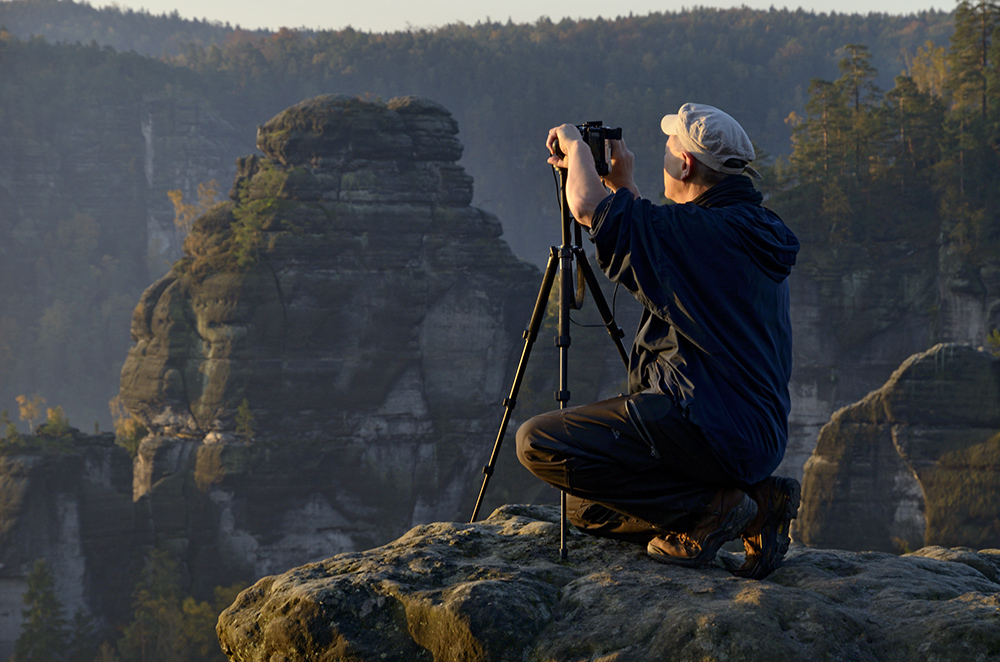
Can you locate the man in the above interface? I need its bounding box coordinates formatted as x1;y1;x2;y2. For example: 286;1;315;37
516;103;800;579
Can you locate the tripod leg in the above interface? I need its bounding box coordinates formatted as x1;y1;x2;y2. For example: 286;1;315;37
575;247;630;369
471;247;559;523
557;240;576;559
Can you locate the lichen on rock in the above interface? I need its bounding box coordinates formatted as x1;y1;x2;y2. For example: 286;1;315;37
217;504;1000;662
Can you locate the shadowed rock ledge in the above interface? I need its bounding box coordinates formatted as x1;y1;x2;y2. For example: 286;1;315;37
217;504;1000;662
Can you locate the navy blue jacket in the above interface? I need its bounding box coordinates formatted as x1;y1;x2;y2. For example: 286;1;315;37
589;175;799;484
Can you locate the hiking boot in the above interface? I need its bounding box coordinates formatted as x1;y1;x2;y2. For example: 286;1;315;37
735;476;800;580
647;489;757;567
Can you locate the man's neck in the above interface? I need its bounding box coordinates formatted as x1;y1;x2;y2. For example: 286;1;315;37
671;181;714;204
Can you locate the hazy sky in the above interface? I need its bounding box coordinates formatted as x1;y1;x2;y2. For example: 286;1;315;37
86;0;951;32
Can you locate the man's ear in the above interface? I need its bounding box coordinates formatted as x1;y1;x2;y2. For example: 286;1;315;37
679;152;695;181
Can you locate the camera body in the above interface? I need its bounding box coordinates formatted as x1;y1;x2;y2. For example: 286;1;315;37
577;121;622;177
552;121;623;177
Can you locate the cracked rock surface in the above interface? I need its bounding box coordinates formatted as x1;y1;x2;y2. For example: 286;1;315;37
217;504;1000;662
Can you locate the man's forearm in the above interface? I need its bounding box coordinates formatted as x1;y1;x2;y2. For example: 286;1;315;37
563;140;612;228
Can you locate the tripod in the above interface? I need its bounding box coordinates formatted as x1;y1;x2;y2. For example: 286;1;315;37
471;166;630;558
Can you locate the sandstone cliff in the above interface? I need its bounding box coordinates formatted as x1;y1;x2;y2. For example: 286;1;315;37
798;343;1000;553
0;434;139;655
217;504;1000;662
117;95;552;584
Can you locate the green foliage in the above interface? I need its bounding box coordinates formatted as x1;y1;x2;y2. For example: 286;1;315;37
172;162;292;279
986;328;1000;356
234;398;254;441
109;396;147;459
231;161;293;267
2;409;23;444
36;406;71;439
114;550;240;662
65;611;98;662
14;559;67;662
0;0;266;57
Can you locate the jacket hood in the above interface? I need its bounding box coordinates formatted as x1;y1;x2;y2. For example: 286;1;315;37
693;176;799;283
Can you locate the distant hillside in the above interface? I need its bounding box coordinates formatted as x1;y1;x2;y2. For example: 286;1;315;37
0;1;957;257
0;0;265;56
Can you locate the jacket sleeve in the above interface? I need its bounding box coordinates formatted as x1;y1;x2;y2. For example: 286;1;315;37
589;190;694;318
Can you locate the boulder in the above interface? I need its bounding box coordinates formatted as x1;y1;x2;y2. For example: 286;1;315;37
798;343;1000;552
217;504;1000;662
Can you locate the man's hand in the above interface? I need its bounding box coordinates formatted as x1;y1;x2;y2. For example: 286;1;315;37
545;123;612;227
605;138;640;199
546;124;583;168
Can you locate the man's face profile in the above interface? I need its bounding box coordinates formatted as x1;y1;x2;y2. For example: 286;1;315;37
662;136;686;202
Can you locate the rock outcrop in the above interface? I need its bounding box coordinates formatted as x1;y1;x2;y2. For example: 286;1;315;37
798;343;1000;553
117;95;551;584
217;504;1000;662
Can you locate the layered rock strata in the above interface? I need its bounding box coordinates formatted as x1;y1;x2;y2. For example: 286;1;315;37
117;95;548;583
217;504;1000;662
798;343;1000;552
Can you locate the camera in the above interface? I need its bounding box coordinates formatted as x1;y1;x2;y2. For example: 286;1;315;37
553;121;623;177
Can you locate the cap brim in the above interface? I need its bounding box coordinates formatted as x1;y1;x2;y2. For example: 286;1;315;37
661;114;680;136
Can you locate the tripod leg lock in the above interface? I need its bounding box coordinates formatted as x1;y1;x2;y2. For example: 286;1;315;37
554;335;571;348
554;389;570;403
482;465;494;476
502;397;516;408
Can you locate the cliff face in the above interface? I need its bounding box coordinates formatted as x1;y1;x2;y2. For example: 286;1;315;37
118;95;543;581
798;343;1000;552
780;237;941;481
0;435;139;656
217;503;1000;662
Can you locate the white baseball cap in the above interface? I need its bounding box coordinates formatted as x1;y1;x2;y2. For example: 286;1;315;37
661;103;760;179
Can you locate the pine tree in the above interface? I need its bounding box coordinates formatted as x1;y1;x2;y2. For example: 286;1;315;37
836;44;884;189
116;550;184;662
885;75;945;195
115;550;231;662
13;559;67;662
944;0;1000;248
949;0;1000;124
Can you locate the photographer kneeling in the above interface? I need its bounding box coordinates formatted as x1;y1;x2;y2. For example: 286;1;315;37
516;103;801;579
